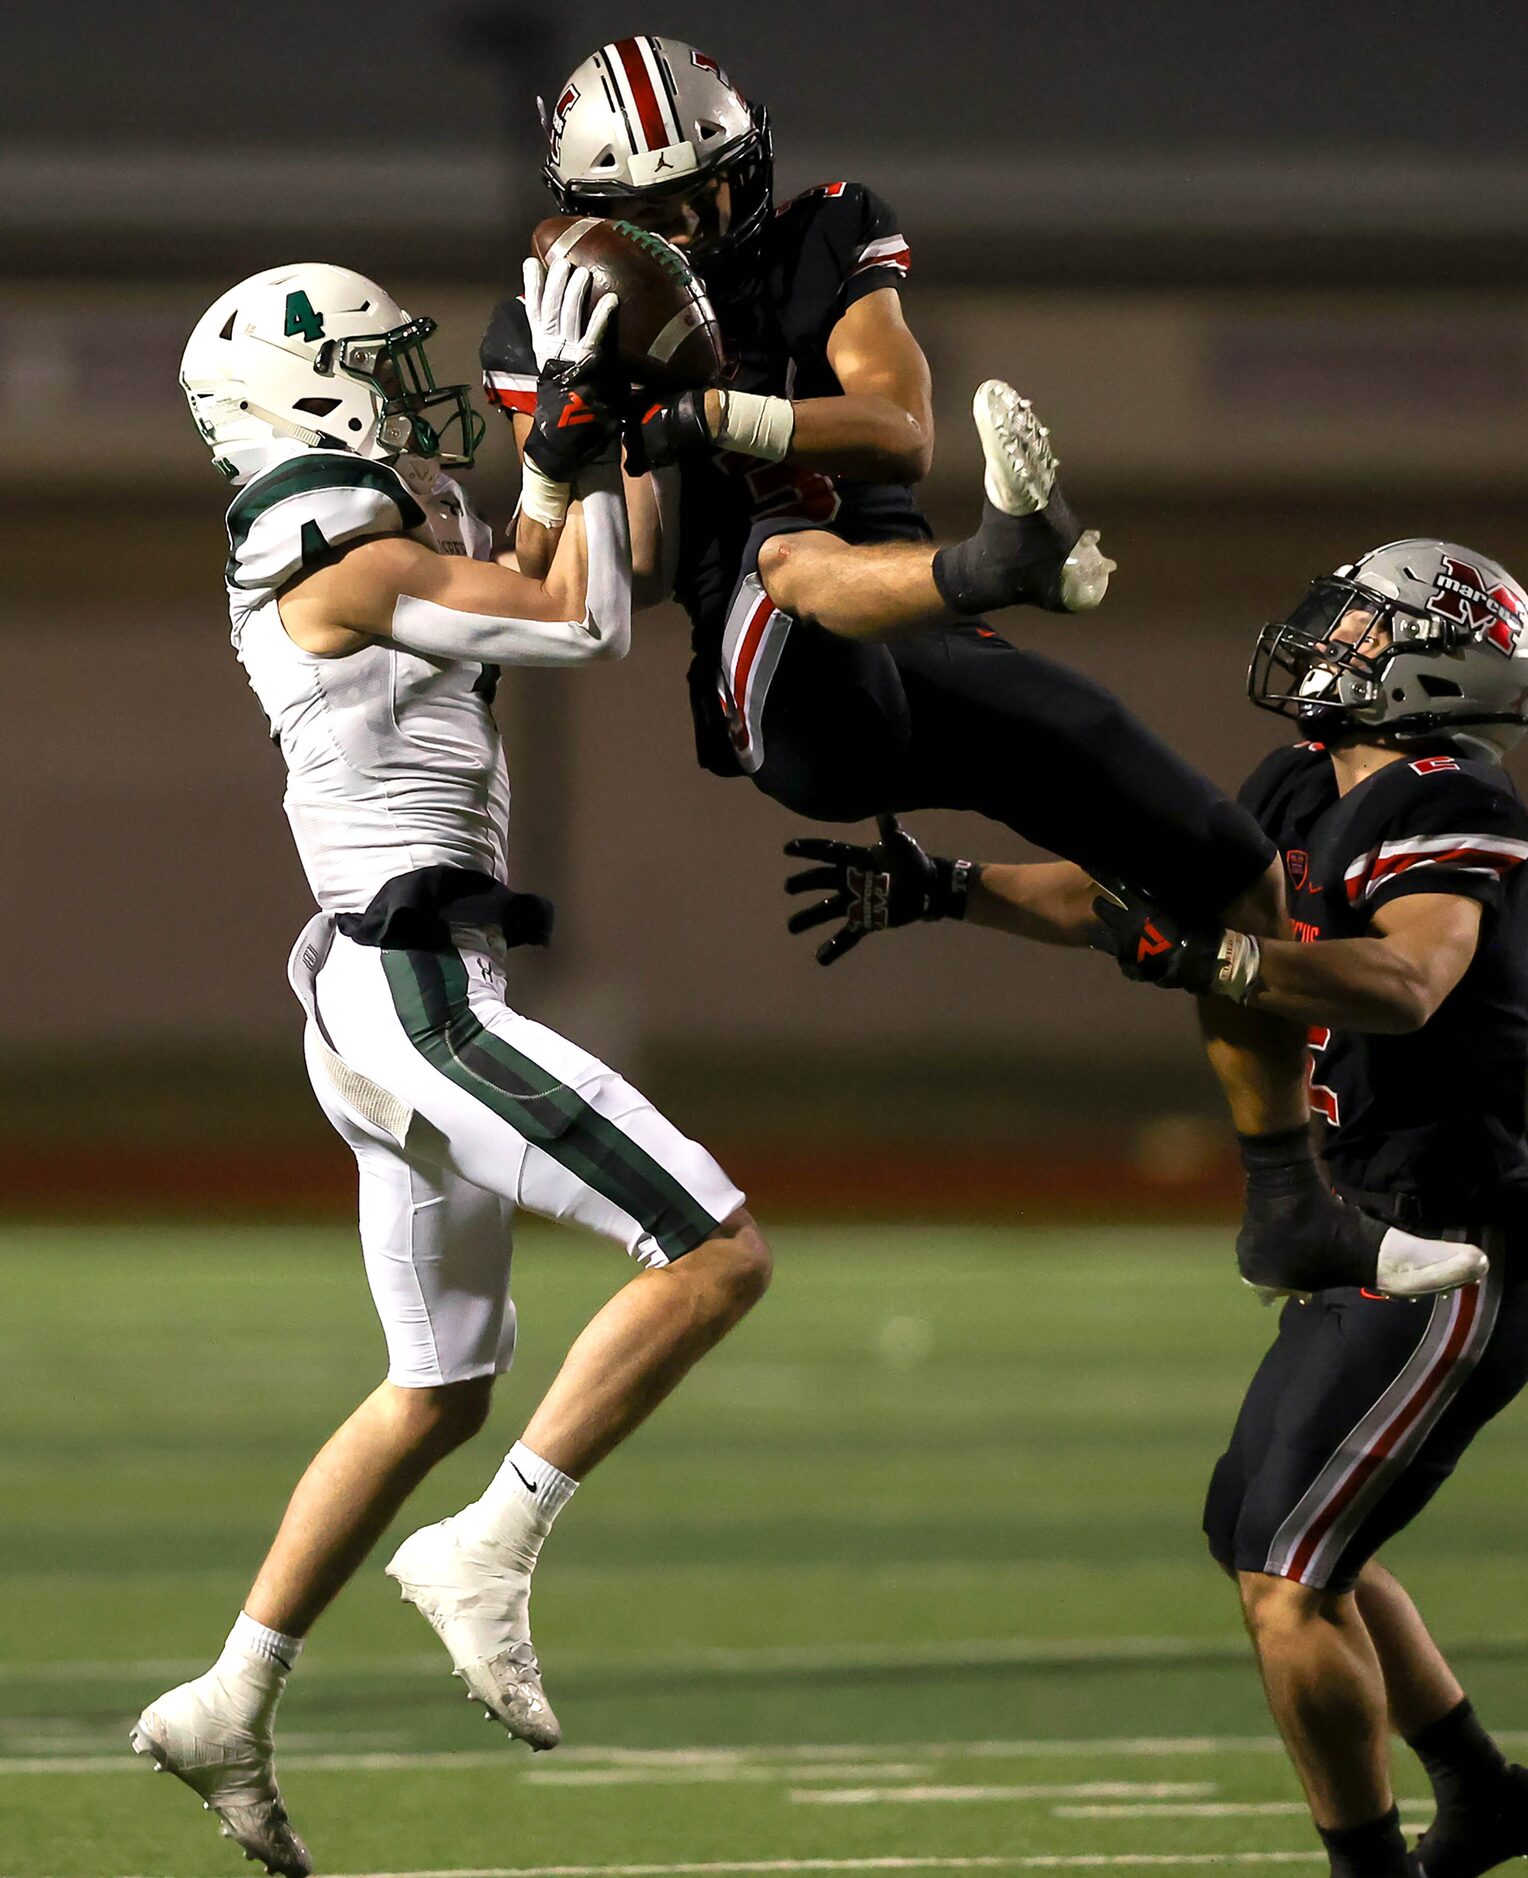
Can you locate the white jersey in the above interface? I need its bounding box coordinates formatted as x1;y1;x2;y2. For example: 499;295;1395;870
225;445;512;913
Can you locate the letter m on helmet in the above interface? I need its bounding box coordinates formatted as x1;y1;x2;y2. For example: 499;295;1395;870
1433;554;1528;657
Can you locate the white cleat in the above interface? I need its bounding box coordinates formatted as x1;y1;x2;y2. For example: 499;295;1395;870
385;1518;562;1750
972;379;1116;610
1374;1225;1489;1298
973;378;1057;516
131;1681;312;1878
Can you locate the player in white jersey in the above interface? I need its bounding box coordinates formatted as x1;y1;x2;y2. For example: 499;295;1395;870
131;261;770;1878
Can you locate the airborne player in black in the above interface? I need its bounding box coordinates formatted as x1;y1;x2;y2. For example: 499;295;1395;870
789;538;1528;1878
482;33;1477;1303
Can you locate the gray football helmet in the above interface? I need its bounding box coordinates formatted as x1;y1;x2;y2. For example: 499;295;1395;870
541;37;771;269
1249;539;1528;761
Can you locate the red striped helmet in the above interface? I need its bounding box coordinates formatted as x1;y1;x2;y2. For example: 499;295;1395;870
541;37;772;267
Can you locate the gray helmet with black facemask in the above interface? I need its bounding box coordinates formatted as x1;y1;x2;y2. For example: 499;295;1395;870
1249;539;1528;764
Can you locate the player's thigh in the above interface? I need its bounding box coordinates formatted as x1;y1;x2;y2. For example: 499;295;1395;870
319;935;745;1273
304;1025;517;1387
1233;1269;1507;1591
714;525;912;820
893;628;1272;919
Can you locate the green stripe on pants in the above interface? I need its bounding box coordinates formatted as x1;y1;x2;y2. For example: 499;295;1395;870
381;946;718;1260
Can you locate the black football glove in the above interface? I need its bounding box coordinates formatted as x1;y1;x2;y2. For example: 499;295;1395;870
523;356;622;483
1089;873;1224;993
624;389;711;474
783;814;975;966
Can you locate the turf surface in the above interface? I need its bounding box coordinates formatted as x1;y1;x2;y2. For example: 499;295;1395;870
3;1221;1526;1877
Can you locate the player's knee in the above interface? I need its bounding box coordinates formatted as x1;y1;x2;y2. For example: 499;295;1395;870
693;1208;773;1320
756;530;833;617
1237;1569;1337;1638
386;1376;495;1453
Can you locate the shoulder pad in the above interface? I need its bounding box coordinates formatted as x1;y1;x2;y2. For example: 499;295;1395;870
481;296;537;417
225;452;426;594
1343;756;1528;907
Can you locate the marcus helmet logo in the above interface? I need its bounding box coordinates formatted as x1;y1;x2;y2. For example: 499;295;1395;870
1432;554;1527;657
1286;848;1308;890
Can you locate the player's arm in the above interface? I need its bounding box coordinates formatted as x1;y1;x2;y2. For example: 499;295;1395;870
279;468;630;666
1092;879;1483;1033
283;258;631;665
633;287;934;487
510;411;672;606
782;818;1096;965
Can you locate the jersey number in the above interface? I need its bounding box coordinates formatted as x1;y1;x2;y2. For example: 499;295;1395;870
284;290;326;343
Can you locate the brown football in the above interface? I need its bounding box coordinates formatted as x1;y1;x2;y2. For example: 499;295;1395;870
531;214;724;392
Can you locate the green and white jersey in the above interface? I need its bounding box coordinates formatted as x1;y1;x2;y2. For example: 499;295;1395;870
225;444;513;915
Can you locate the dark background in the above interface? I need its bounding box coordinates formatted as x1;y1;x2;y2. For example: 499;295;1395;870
4;0;1527;1214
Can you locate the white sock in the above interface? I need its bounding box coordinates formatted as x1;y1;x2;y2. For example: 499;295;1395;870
207;1612;303;1731
452;1440;579;1571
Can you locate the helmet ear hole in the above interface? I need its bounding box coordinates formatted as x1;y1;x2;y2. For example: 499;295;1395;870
1419;675;1465;699
293;396;340;418
219;312;237;342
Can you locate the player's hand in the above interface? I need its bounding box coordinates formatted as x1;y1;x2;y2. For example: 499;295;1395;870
1089;874;1222;993
624;390;712;474
523;254;617;374
522;259;622;482
783;814;971;966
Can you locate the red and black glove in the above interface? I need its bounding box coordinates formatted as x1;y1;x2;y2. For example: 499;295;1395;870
624;389;711;474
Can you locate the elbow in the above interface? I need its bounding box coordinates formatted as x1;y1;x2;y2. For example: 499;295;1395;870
1372;975;1437;1034
586;619;631;662
883;418;933;485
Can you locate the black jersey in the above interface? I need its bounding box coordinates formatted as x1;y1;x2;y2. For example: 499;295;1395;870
1240;740;1528;1224
480;182;930;655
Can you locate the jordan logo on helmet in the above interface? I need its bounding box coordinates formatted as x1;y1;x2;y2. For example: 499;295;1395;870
1432;554;1527;656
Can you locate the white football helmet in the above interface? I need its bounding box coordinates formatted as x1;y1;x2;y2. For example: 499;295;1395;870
541;37;772;269
1250;539;1528;761
180;264;484;483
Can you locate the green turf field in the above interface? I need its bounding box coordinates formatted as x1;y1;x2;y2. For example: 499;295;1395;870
4;1221;1525;1878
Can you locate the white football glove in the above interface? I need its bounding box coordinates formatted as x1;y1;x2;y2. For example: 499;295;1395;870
522;255;617;373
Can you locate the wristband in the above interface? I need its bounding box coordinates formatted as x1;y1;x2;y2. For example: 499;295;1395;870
711;390;795;463
519;461;571;531
1214;929;1262;1003
926;857;979;922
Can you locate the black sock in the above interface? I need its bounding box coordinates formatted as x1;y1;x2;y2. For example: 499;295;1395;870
1408;1698;1510;1814
1319;1806;1410;1878
1235;1126;1382;1292
931;487;1082;616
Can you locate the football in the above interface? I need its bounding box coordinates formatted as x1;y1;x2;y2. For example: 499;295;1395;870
531;214;725;392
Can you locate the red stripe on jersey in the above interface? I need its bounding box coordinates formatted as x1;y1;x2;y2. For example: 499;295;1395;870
852;243;911;276
728;594;776;752
1349;841;1528;901
612;38;669;153
1284;1283;1481;1583
483;383;536;415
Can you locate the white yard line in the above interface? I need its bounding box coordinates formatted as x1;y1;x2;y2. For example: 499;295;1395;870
794;1783;1215;1806
525;1764;930;1787
98;1856;1331;1878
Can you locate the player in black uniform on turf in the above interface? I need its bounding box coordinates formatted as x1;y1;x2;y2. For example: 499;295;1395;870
787;538;1528;1878
482;33;1478;1303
